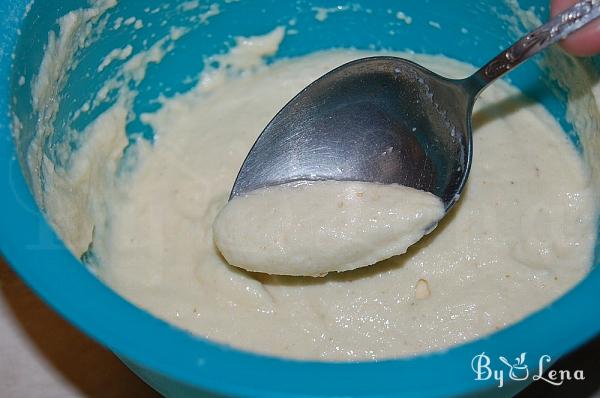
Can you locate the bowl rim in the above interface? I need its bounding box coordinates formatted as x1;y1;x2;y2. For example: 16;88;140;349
1;1;600;397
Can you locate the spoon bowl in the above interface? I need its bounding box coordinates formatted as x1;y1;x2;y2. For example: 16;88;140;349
231;57;473;209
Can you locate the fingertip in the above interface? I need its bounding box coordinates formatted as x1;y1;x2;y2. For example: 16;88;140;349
560;37;600;57
551;0;600;57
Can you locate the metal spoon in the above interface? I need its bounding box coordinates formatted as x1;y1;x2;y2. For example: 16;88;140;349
231;0;600;213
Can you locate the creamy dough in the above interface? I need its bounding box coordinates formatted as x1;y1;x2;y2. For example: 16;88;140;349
214;181;444;276
91;51;596;360
30;28;597;360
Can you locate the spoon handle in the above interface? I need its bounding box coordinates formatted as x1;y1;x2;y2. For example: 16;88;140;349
465;0;600;95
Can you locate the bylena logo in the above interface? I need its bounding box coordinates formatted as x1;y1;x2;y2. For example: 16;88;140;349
471;352;585;388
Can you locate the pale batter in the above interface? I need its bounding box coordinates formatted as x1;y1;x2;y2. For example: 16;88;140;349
28;27;597;360
214;181;444;276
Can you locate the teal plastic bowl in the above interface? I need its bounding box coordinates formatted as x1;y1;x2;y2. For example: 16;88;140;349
1;1;600;397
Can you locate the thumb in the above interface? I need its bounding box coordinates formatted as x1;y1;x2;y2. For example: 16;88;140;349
551;0;600;56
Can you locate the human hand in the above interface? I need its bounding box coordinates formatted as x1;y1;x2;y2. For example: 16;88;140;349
551;0;600;56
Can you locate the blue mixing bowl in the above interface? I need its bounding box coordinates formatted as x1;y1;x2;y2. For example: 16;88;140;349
1;0;600;396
